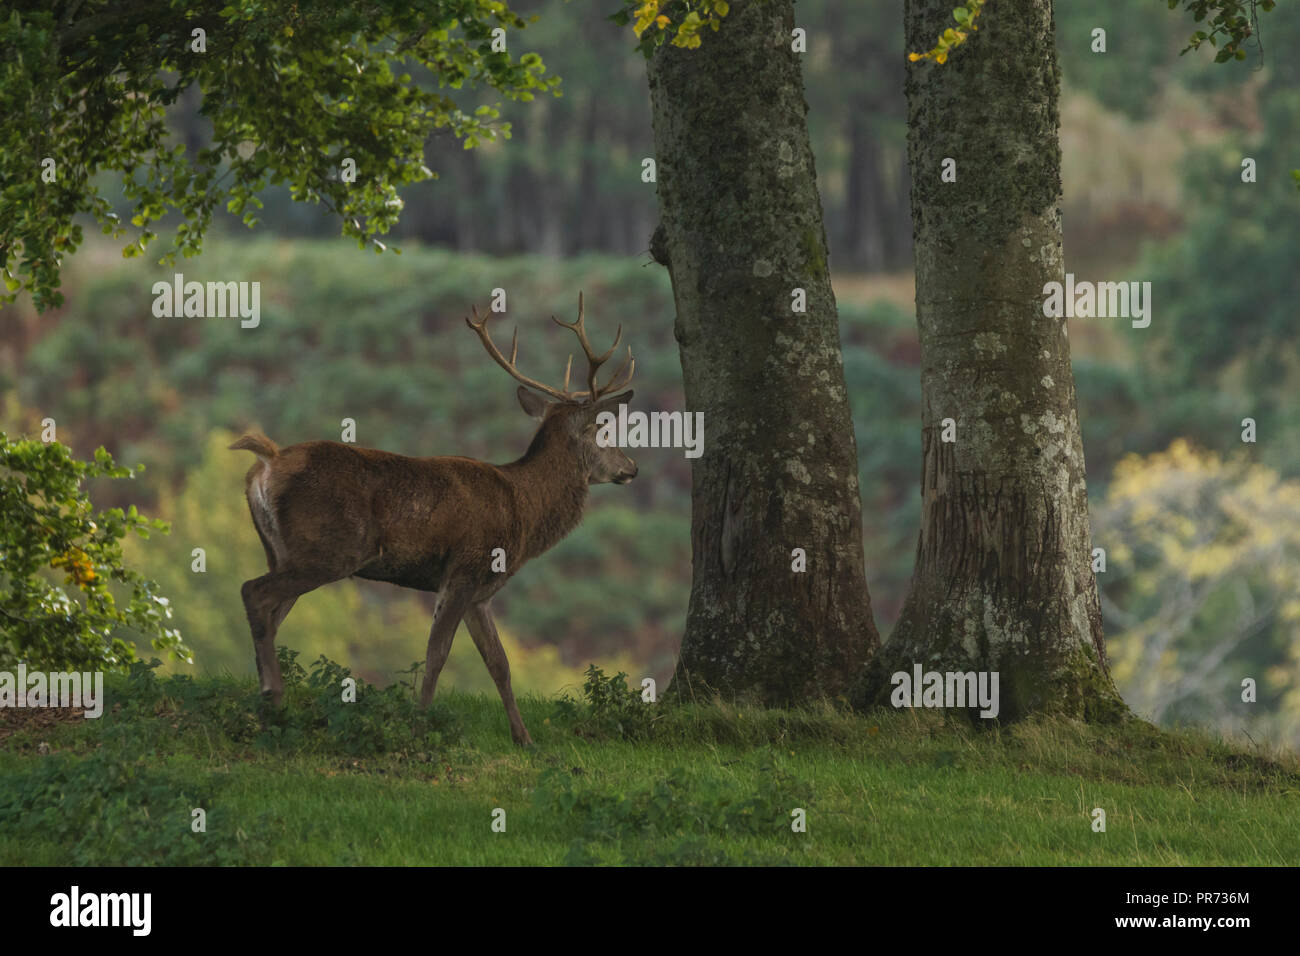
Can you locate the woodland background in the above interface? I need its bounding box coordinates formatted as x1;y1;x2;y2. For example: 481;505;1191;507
3;0;1298;747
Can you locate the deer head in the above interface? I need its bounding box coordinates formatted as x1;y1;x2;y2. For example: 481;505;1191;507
466;291;638;485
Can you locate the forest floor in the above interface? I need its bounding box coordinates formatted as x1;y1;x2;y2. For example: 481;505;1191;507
1;660;1296;866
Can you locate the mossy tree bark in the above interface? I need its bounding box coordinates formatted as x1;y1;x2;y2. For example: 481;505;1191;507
646;0;879;704
860;0;1127;721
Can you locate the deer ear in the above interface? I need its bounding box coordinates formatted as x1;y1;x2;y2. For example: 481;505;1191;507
517;386;552;420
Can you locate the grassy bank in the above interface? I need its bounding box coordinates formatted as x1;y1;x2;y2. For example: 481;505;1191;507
1;658;1296;866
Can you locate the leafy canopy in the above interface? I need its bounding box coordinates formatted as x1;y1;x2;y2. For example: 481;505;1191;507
0;0;558;311
1173;0;1276;61
910;0;1273;64
611;0;730;56
0;434;190;671
908;1;986;65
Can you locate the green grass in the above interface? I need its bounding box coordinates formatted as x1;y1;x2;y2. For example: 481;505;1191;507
1;660;1297;866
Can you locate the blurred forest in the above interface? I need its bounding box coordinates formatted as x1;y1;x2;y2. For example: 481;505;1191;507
1;1;1297;745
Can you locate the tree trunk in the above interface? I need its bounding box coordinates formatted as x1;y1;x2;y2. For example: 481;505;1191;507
860;0;1126;721
646;0;879;704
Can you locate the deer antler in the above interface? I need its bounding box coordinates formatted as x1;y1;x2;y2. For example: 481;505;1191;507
551;291;635;402
465;291;634;404
466;305;572;402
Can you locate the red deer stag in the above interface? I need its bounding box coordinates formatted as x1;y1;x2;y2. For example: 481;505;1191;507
230;293;635;745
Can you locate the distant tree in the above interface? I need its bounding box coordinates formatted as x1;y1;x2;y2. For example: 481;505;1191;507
802;0;912;272
0;434;189;670
1054;0;1182;120
1139;1;1300;452
1094;441;1300;736
0;0;557;310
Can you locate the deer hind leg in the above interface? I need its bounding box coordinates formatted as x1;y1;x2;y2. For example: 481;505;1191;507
418;590;473;710
464;602;532;746
240;571;330;707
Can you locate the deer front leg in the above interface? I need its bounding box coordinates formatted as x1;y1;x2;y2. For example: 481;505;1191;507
419;590;471;709
464;601;532;747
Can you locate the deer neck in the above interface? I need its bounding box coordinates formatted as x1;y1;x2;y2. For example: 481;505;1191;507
502;432;589;560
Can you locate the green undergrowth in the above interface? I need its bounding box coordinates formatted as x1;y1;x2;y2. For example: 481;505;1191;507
0;658;1296;866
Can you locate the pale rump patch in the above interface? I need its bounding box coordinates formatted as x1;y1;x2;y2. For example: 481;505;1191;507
248;463;287;565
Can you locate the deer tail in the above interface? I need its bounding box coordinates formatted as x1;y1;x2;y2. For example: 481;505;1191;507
229;433;279;462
